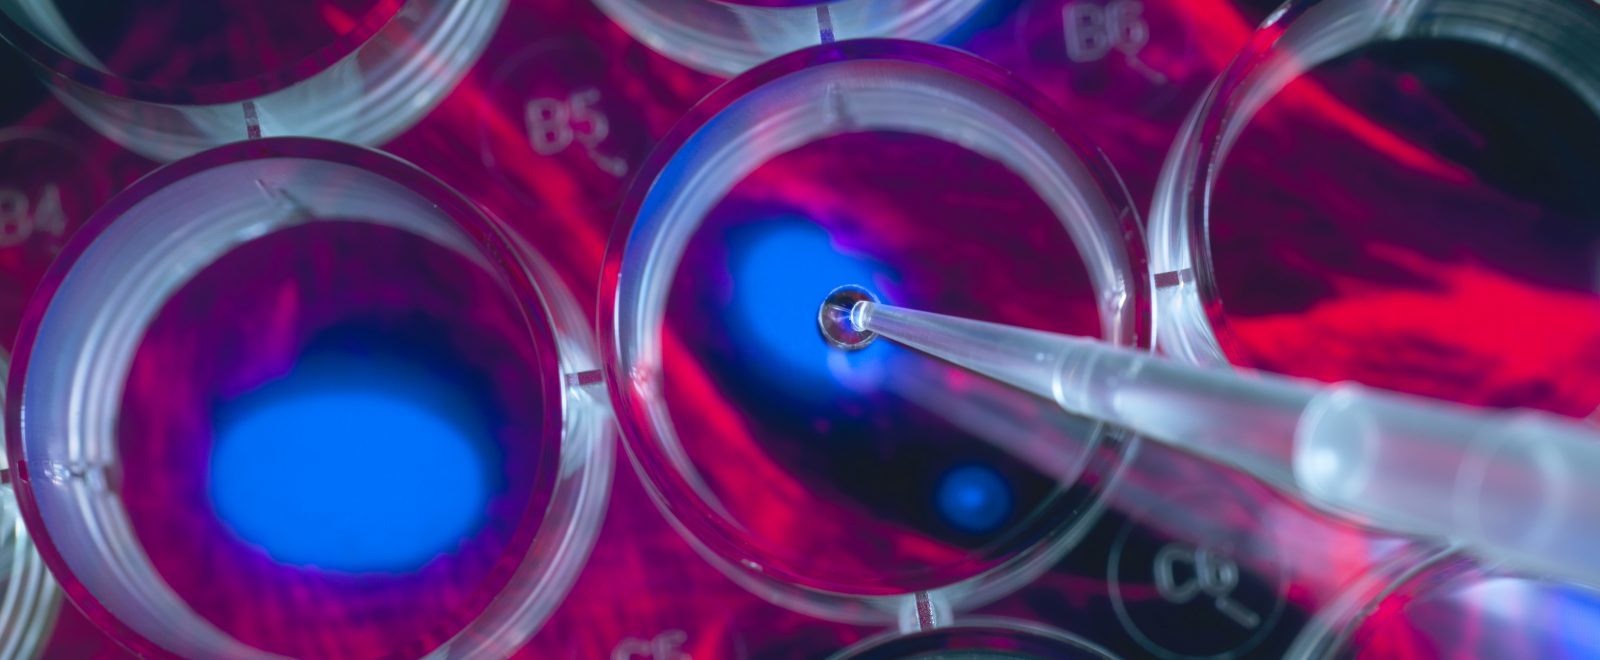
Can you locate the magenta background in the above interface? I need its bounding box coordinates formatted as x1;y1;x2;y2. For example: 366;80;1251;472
5;0;1580;657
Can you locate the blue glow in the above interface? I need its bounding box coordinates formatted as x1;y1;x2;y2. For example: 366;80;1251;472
727;219;892;395
210;355;494;573
937;0;1021;45
1544;583;1600;656
1466;577;1600;656
936;465;1013;533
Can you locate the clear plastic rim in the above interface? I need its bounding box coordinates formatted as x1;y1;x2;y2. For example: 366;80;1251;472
4;137;612;658
1148;0;1600;368
1148;0;1600;653
1284;543;1467;659
0;0;507;161
829;617;1120;659
1289;546;1600;657
601;39;1152;624
0;0;400;104
1;353;61;660
1105;483;1293;660
590;0;984;76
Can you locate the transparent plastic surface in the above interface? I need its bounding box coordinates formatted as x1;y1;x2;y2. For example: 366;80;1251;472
0;128;110;346
961;428;1435;659
475;34;655;215
5;138;611;658
1147;0;1600;649
0;127;109;660
1151;0;1600;384
590;0;983;76
1;356;60;660
827;297;1600;587
0;0;506;161
602;40;1149;624
824;295;1600;655
831;618;1118;659
1316;558;1600;658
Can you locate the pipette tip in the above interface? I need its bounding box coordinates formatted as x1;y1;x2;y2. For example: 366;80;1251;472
819;285;879;350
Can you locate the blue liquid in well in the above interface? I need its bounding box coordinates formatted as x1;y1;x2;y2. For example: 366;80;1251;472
728;219;892;392
210;354;495;573
936;465;1013;533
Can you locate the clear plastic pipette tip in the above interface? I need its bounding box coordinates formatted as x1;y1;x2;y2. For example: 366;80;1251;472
818;284;878;350
813;287;1600;590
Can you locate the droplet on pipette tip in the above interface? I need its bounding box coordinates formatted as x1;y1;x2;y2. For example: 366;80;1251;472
819;284;878;350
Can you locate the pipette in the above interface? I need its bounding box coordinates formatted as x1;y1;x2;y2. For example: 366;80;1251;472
819;285;1600;588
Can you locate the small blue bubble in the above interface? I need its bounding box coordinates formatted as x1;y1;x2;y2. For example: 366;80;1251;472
937;464;1013;533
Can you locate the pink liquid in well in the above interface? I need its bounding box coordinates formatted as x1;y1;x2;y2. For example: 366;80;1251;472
660;130;1114;594
1209;40;1600;417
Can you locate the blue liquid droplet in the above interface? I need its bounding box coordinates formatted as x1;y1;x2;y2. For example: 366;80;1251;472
936;465;1013;533
210;354;494;573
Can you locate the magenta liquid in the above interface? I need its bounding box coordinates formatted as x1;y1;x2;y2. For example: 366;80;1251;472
661;130;1115;594
114;221;555;658
1209;39;1600;417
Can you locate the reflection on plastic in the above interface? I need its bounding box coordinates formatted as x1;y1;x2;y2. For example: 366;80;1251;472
0;0;507;160
591;0;984;76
